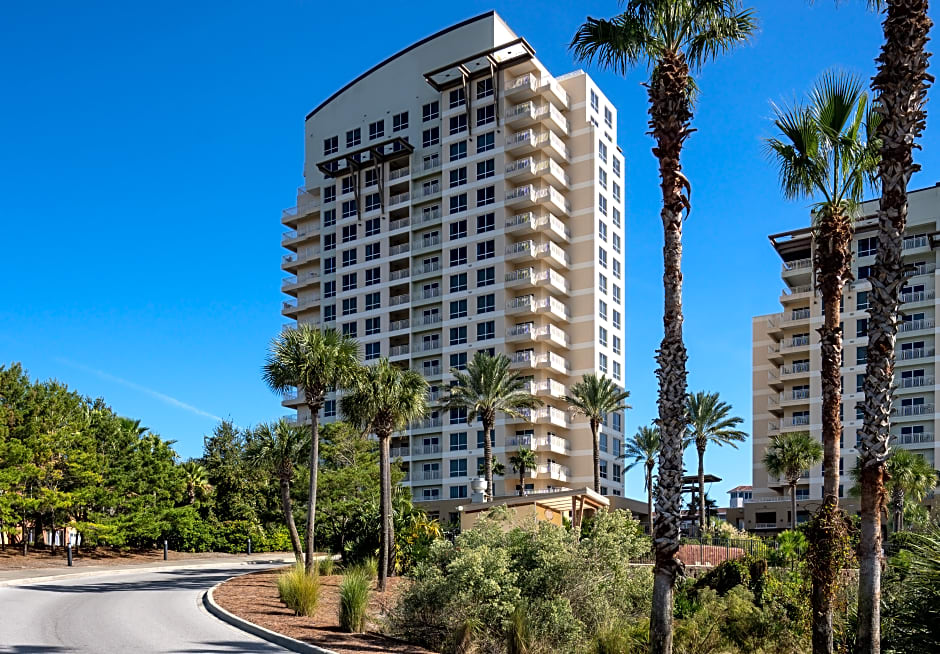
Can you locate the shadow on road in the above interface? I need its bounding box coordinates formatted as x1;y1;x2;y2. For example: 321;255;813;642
174;641;285;653
23;567;250;594
0;647;76;653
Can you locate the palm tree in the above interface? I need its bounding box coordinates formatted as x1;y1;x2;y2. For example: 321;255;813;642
340;359;428;591
509;447;537;497
856;2;933;650
262;325;360;573
571;5;756;651
766;70;880;654
444;352;541;500
762;431;824;529
478;459;505;477
180;461;211;505
247;420;307;564
684;392;746;530
565;374;631;494
885;449;937;533
624;425;660;534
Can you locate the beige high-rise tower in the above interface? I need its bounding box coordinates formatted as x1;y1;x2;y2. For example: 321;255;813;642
279;12;628;522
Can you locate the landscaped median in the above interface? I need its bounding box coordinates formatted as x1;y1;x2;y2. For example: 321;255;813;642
206;566;433;654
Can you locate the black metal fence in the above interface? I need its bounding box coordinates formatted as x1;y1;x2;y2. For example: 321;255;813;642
630;537;805;568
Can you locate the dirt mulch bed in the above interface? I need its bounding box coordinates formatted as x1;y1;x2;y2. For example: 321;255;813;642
215;568;434;654
0;547;256;570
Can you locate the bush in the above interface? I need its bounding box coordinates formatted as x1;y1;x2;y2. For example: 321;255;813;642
339;568;370;633
356;556;378;580
695;557;751;596
277;564;320;617
318;556;335;576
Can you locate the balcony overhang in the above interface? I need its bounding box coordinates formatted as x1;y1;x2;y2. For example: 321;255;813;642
422;37;535;92
316;137;414;179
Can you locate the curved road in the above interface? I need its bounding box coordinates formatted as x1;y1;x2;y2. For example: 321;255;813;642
0;563;289;653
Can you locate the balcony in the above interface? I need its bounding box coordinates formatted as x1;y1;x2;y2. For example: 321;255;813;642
784;308;811;323
390;446;409;459
901;289;935;304
780;284;813;302
781;258;812;275
504;267;569;295
414;287;442;305
413;314;442;330
505;295;568;322
504;73;569;108
903;235;930;250
510;351;568;374
282;295;321;316
389;318;410;332
282;271;320;293
506;323;568;347
416;365;443;378
389;344;410;357
389;293;410;306
521;406;569;428
505;211;570;241
281;246;321;270
389;243;410;257
411;443;442;456
505;239;569;269
892;403;934;417
419;339;442;353
413;470;442;484
389;166;410;182
416;181;442;202
281;189;321;226
896;431;935;444
282;224;320;246
505;434;570;454
389;268;410;281
418;207;443;225
389;191;410;207
389;216;411;231
791;416;810;426
535;462;570;482
412;416;443;431
412;261;442;278
900;318;935;333
898;375;934;388
506;129;569;161
524;379;567;399
414;235;442;254
504;100;569;135
505;184;570;216
781;362;810;376
898;347;935;361
782;336;810;351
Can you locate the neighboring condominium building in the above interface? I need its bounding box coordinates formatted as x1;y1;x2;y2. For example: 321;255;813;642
279;11;628;521
745;184;940;532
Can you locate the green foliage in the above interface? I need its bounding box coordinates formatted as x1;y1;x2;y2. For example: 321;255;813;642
338;568;370;633
317;556;335;576
768;529;807;567
277;564;320;617
695;557;752;596
390;508;650;654
882;524;940;653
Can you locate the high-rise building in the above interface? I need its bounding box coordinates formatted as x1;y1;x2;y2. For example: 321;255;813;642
279;12;628;521
745;184;940;532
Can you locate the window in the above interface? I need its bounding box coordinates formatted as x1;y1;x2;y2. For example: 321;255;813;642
324;280;336;299
449;114;467;135
856;318;868;337
323;136;338;155
449;141;467;161
450;273;467;292
342;272;357;291
324;257;336;275
449;193;467;214
346;127;361;148
476;77;493;99
449;219;467;240
392;111;408;132
364;169;378;187
613;157;621;178
449;87;465;109
599;300;608;321
341;176;355;195
365;342;380;360
365;193;380;213
365;267;380;286
590;89;599;111
476;105;495;127
598;194;608;216
365;315;380;333
599;353;608;373
342;322;357;337
598;140;608;163
324;304;336;322
342;224;357;243
476;212;495;233
613;285;621;305
449;167;467;188
613;335;622;355
422;127;440;148
598;221;608;242
476;159;495;180
604;106;612;127
857;346;868;365
368;120;384;140
857;291;869;311
324;233;336;251
422;101;439;122
476;132;494;153
477;294;495;314
599;326;608;346
598;247;608;268
450;246;467;266
323;208;336;227
342;199;357;219
324;186;336;204
450;432;467;451
477;267;494;287
613;233;621;254
450;485;468;499
324;399;336;418
858;237;877;257
450;299;467;319
447;458;468;479
612;207;621;228
599;168;608;189
599;273;608;294
450;326;467;345
449;407;468;426
613;182;621;203
477;321;495;340
450;352;468;371
476;240;495;260
858;265;872;279
613;259;621;279
613;310;621;329
365;242;380;261
476;186;495;207
341;248;357;267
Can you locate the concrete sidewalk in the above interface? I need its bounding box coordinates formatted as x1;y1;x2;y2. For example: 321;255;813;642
0;552;295;586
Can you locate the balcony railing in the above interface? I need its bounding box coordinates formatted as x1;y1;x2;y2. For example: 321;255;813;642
900;318;935;332
389;294;410;306
389;319;410;331
899;347;934;360
896;431;934;444
412;417;443;430
781;362;810;375
901;290;935;303
413;261;442;275
787;308;811;322
389;344;410;356
792;416;810;426
389;217;410;231
903;235;929;249
389;268;410;281
389;243;410;256
892;403;934;416
412;443;442;455
389;191;410;206
899;375;933;388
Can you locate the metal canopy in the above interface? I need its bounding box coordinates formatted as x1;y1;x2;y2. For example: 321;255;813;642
422;37;535;92
315;136;414;179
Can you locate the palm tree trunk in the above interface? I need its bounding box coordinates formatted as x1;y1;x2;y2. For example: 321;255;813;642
304;404;321;574
646;463;654;535
811;204;853;654
483;418;494;500
279;477;304;565
518;467;525;496
697;445;706;532
591;419;601;494
378;433;391;591
894;489;905;533
649;49;692;654
790;482;797;530
857;4;933;652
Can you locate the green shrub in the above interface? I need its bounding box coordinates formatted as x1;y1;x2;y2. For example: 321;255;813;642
358;556;378;580
695;557;751;596
318;556;335;576
277;564;320;617
339;568;370;633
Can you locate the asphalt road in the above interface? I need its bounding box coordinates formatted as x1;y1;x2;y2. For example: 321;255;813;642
0;563;290;653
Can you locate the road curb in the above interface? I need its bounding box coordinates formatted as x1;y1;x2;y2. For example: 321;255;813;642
0;555;295;588
203;574;338;654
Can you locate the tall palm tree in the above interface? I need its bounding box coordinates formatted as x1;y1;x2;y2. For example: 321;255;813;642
624;425;660;534
340;359;428;591
247;419;308;564
571;5;756;651
684;392;746;530
262;325;360;573
444;352;541;500
885;449;937;533
509;447;537;497
762;431;824;529
856;2;933;651
766;70;881;654
565;374;631;494
180;461;211;505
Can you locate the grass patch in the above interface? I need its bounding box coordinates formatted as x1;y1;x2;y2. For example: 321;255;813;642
339;568;370;632
276;563;320;617
317;556;335;576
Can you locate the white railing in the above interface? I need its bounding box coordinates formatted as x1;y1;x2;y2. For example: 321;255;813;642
417;236;442;250
413;417;443;430
787;308;811;321
892;403;934;416
389;217;410;230
412;443;442;455
900;318;934;332
792;416;810;426
413;262;441;275
782;362;810;375
538;462;570;480
420;366;443;376
389;167;410;181
419;208;442;224
389;294;410;306
903;235;929;249
389;191;410;205
420;288;441;300
524;380;567;397
421;340;441;352
896;431;934;444
899;347;934;360
899;375;933;388
901;290;935;303
782;258;812;273
389;268;410;281
790;389;810;400
389;243;410;255
390;319;410;331
390;344;410;356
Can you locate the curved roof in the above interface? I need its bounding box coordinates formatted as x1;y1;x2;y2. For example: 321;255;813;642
305;10;497;121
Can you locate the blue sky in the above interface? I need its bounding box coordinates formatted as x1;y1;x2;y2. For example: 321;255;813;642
2;1;938;504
